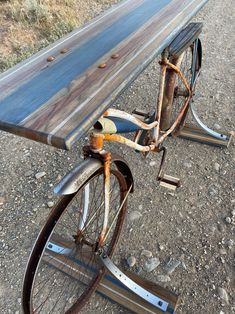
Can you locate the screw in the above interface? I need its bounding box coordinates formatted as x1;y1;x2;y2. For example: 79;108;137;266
111;53;119;59
60;48;69;54
98;63;107;69
47;56;55;62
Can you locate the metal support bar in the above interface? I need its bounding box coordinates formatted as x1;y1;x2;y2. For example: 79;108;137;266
98;248;169;312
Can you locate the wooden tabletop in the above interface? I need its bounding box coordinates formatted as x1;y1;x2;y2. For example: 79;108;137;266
0;0;208;150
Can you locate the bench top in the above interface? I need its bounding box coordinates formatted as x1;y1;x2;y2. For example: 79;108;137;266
0;0;208;150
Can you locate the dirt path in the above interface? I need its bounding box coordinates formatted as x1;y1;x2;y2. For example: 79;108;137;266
0;0;234;313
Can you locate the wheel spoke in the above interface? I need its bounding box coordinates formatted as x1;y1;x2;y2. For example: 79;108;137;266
23;168;128;313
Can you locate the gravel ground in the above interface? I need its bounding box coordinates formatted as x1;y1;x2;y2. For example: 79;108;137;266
0;0;234;313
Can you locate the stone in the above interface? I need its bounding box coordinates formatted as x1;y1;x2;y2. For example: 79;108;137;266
156;275;171;283
127;256;136;268
144;257;160;272
183;161;192;168
219;248;227;255
135;266;142;275
33;208;38;212
47;201;54;208
231;209;235;216
0;197;5;206
129;211;142;221
214;163;220;171
149;161;157;167
35;172;46;179
217;223;225;233
165;258;181;274
227;239;234;249
214;123;221;130
24;170;34;177
141;250;152;258
208;185;218;196
225;217;231;224
217;287;229;304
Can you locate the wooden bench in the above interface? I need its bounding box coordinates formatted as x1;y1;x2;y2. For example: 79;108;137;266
0;0;208;150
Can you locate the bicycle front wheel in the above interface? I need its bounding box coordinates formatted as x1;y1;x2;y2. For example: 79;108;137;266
22;163;128;313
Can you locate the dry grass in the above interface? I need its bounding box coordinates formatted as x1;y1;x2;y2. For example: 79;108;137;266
0;0;118;72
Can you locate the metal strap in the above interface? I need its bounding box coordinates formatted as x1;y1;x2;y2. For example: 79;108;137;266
98;249;169;311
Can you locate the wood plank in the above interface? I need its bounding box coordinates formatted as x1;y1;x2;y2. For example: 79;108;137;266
43;251;179;313
0;0;208;149
178;124;232;148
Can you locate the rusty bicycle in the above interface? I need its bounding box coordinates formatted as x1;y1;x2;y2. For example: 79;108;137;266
21;23;229;313
1;0;231;312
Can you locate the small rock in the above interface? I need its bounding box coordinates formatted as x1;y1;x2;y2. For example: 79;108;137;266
214;163;220;172
156;275;171;283
33;208;38;212
149;161;157;167
219;311;225;314
231;209;235;216
127;256;136;268
47;201;54;208
35;171;46;179
68;296;75;303
135;266;142;275
219;248;227;255
217;223;225;232
129;211;142;221
214;123;221;130
183;161;192;168
181;261;187;270
159;244;165;251
0;226;3;231
25;170;34;177
144;257;160;272
217;287;229;304
208;185;218;196
0;197;5;206
227;239;234;249
225;217;231;224
141;250;152;258
15;311;20;314
165;258;181;274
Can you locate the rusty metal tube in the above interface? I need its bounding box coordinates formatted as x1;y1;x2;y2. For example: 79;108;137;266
104;134;155;152
103;108;158;130
99;152;111;245
154;52;168;142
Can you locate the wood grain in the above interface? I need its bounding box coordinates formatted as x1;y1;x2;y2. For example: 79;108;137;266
0;0;208;149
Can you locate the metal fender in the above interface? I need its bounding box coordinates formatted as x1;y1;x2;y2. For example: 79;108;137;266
54;158;102;195
54;155;134;195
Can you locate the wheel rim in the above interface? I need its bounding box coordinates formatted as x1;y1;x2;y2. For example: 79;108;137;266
172;43;199;126
23;169;127;313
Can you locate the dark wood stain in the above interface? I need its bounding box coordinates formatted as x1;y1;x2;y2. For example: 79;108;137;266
0;0;208;150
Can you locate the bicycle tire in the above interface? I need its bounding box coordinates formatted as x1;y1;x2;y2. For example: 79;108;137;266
161;40;200;131
22;164;128;314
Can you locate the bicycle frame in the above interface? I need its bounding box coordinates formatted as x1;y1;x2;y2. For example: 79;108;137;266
86;47;196;246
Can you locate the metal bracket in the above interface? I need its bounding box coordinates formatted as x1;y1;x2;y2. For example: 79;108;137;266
190;102;229;141
98;248;169;312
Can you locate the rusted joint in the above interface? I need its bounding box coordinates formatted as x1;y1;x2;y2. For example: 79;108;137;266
159;59;192;97
89;133;105;152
